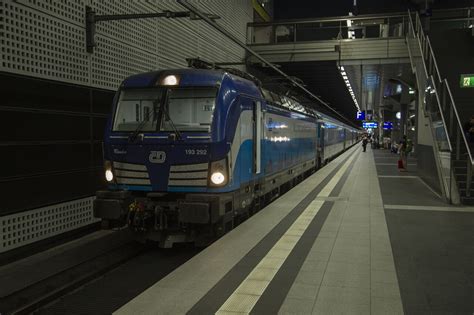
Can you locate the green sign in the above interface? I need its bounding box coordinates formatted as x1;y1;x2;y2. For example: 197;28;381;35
460;74;474;88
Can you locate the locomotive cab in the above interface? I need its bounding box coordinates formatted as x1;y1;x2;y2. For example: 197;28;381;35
94;67;332;248
94;70;246;247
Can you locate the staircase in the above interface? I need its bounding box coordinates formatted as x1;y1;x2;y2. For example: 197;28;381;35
408;10;474;204
431;25;474;204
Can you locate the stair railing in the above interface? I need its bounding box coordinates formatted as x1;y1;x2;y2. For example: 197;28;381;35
409;10;474;198
407;11;453;200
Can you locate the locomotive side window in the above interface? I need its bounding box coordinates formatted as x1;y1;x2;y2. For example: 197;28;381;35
162;88;217;132
113;88;163;132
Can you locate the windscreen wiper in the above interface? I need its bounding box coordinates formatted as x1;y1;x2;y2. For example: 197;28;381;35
162;104;182;141
129;98;160;143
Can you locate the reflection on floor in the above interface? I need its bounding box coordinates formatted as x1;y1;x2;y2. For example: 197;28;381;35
375;148;474;314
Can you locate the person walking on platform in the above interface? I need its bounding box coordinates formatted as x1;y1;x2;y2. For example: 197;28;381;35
398;135;412;171
362;136;368;152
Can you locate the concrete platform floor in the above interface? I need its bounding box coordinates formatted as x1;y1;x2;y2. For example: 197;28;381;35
115;146;474;314
40;145;473;314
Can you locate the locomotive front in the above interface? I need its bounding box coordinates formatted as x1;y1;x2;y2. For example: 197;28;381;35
94;69;236;247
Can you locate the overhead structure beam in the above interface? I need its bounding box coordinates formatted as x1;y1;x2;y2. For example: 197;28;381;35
85;6;220;53
176;0;359;128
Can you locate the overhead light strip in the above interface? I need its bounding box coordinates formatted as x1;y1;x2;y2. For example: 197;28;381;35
177;0;360;129
339;66;360;111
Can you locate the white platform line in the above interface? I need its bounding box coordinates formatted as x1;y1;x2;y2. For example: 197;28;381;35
215;150;358;314
416;177;443;198
378;175;443;198
375;163;417;166
378;175;419;179
384;204;474;212
374;156;417;159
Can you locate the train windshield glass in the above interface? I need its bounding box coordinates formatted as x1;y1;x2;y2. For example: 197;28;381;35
113;87;217;133
162;88;217;132
113;88;164;132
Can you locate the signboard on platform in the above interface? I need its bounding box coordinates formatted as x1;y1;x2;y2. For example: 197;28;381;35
366;110;373;121
362;121;378;129
383;121;393;130
356;111;365;120
460;74;474;88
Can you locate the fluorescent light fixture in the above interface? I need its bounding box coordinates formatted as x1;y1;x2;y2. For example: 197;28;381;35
347;19;352;27
338;65;359;111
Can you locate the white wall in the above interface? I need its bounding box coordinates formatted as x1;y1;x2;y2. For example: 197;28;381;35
0;0;253;90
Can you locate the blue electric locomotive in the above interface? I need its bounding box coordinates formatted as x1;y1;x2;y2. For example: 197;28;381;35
94;66;359;247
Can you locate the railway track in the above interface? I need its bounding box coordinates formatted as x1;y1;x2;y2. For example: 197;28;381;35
0;230;145;315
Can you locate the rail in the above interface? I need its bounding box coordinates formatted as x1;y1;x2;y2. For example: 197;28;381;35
407;13;452;153
431;76;453;153
247;13;408;45
408;9;474;198
413;11;474;164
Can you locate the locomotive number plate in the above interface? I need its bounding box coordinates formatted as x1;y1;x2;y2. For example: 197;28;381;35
185;149;207;155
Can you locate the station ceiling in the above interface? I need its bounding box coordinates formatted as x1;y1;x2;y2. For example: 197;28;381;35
251;60;414;126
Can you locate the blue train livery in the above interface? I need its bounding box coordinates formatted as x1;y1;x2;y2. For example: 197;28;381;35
94;67;359;247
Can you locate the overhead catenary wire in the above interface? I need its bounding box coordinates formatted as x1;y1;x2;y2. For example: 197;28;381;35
176;0;359;129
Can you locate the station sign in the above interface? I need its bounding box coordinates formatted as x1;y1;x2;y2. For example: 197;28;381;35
366;109;373;121
362;121;378;129
460;74;474;88
356;111;365;120
383;121;393;130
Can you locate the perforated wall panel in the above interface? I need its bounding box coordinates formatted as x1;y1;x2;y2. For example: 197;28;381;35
0;0;253;253
0;0;254;89
0;197;98;253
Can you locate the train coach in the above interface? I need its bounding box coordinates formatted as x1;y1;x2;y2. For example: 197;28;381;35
94;66;360;247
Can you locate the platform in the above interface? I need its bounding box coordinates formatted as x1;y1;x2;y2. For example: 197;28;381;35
114;145;474;315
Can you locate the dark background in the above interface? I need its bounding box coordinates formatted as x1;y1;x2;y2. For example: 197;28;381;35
3;0;473;215
0;73;113;215
274;0;474;20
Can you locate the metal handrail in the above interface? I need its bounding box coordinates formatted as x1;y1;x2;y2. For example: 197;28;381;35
430;76;453;153
409;9;474;167
432;6;474;13
407;13;453;152
446;82;474;165
409;12;430;78
248;12;408;27
426;37;443;84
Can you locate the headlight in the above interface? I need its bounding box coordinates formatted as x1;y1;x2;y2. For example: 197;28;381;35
105;169;114;182
162;75;179;86
104;160;114;182
210;172;225;185
209;158;228;187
